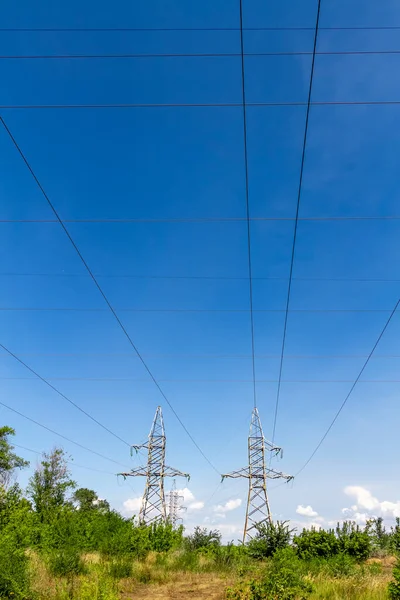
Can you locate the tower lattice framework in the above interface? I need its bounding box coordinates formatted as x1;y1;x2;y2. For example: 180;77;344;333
222;408;292;542
166;480;184;527
120;406;189;524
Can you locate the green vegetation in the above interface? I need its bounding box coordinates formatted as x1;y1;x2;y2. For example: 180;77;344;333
1;425;400;598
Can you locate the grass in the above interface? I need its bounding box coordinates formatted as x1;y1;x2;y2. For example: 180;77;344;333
24;551;396;600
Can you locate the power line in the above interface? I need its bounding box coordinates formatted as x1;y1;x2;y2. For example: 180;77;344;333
5;215;400;222
239;0;256;408
294;297;400;477
12;443;116;475
0;343;130;447
1;272;400;283
0;307;396;312
3;352;400;359
3;50;400;59
3;377;400;383
272;0;321;445
0;399;130;468
1;26;400;32
0;116;219;476
3;101;400;109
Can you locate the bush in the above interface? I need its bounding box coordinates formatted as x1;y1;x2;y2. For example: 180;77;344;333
226;548;312;600
47;548;86;577
391;518;400;555
108;556;133;579
79;573;119;600
0;542;30;599
324;553;357;577
247;520;293;560
336;522;371;560
293;528;338;559
184;526;221;551
148;521;183;552
389;559;400;599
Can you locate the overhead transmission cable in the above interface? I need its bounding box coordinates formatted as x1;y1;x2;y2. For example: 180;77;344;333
271;0;322;446
0;343;130;447
2;50;400;59
12;443;116;475
295;297;400;477
239;0;257;408
3;214;400;222
1;272;400;283
0;399;129;468
1;26;400;31
0;116;219;476
3;101;400;109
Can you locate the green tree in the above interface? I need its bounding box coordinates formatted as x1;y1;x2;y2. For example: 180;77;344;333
247;520;294;559
27;448;76;522
0;426;29;488
184;526;221;551
73;487;98;511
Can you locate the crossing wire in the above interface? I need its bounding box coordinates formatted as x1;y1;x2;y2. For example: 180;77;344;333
0;342;130;447
0;116;220;476
239;0;256;409
0;399;130;468
1;272;400;283
294;297;400;477
3;50;400;59
4;216;400;222
12;443;116;475
271;0;322;446
1;26;400;31
3;101;400;108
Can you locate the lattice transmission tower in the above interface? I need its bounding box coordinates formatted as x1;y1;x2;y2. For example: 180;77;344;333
120;406;189;524
222;407;293;542
166;480;185;527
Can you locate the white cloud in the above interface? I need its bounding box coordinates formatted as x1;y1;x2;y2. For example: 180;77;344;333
214;498;242;514
122;496;142;516
188;501;205;511
344;486;400;520
296;505;318;518
176;488;195;503
176;488;204;512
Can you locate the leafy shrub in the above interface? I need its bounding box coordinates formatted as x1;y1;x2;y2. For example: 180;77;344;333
389;559;400;599
0;542;30;599
79;573;119;600
148;521;183;552
47;548;86;577
108;556;133;579
324;553;357;577
336;522;371;560
247;520;293;560
226;548;312;600
293;528;338;559
184;526;221;551
391;518;400;555
172;549;201;571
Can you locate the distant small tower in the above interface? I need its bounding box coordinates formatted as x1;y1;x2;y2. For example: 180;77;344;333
222;408;292;542
120;406;189;524
166;479;184;527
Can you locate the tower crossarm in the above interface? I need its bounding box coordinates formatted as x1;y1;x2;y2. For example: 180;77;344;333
131;443;149;454
266;467;293;481
221;467;250;480
164;466;190;479
118;467;149;478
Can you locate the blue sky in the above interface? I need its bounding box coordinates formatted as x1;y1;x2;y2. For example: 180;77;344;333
1;0;400;539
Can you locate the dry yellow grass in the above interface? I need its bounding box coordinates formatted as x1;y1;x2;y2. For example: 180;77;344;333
121;573;231;599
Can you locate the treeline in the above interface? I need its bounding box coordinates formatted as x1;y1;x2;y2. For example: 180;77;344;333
2;425;400;599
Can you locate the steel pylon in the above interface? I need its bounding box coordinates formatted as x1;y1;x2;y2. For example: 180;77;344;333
119;406;189;524
222;408;293;542
166;479;185;527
